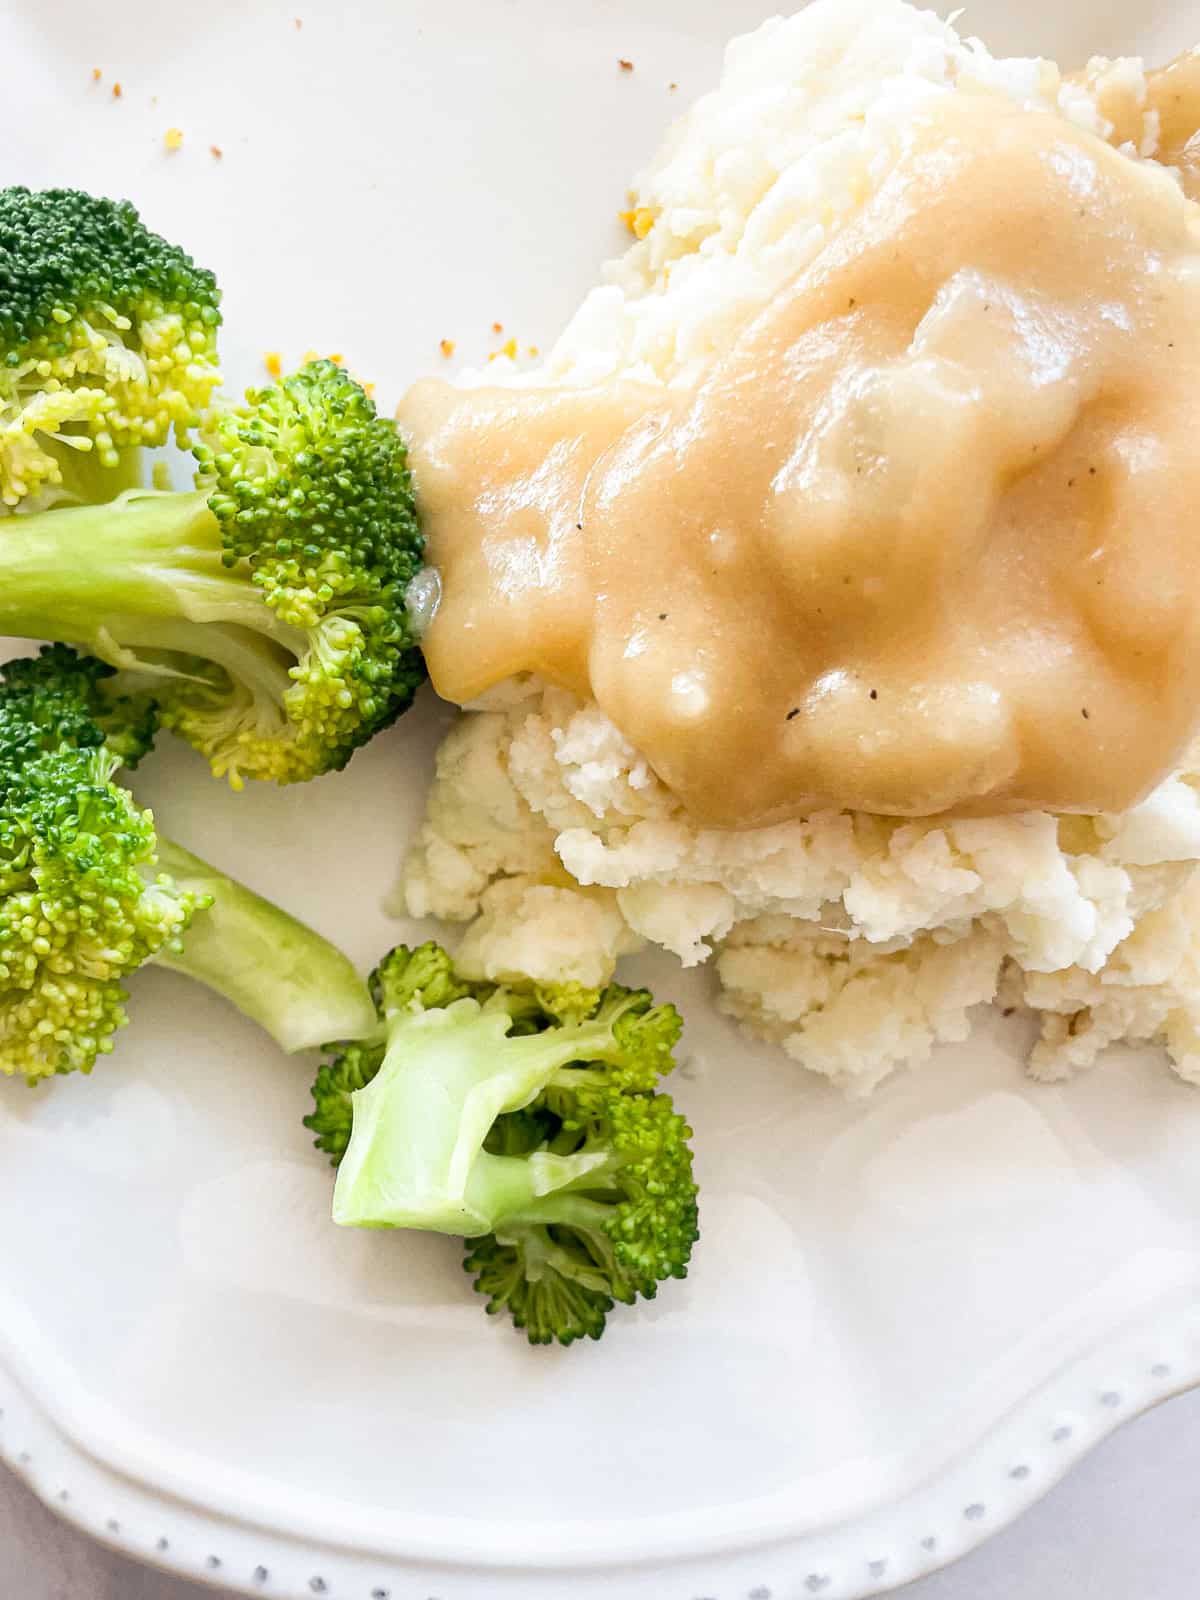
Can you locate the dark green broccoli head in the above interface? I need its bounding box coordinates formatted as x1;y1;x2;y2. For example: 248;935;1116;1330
0;643;158;770
0;186;222;512
306;1040;386;1164
307;943;699;1346
467;1078;698;1346
0;647;200;1081
464;1228;611;1345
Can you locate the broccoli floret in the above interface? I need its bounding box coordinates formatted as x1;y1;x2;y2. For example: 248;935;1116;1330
0;361;427;785
0;646;376;1080
306;942;699;1345
466;1086;697;1345
0;187;221;513
0;648;200;1079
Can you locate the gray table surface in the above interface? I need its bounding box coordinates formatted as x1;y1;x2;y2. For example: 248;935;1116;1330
3;1388;1198;1599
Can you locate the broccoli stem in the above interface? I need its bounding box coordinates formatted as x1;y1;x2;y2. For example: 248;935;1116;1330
0;488;302;699
151;836;378;1053
42;437;146;509
332;1009;625;1234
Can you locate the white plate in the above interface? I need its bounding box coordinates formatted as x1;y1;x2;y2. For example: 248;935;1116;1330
3;2;1200;1596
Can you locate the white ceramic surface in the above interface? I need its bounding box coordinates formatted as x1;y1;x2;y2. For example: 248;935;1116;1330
3;1;1200;1596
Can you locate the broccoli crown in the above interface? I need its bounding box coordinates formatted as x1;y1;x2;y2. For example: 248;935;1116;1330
306;1039;386;1164
307;942;699;1346
0;648;200;1081
467;1082;698;1347
184;363;426;782
0;643;158;770
0;186;222;512
0;361;427;788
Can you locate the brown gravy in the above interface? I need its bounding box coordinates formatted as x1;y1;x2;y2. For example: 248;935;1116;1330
400;93;1200;827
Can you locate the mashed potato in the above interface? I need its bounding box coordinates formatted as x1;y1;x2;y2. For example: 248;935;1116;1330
402;0;1200;1092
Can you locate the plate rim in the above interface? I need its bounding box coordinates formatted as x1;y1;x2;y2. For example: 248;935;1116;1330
3;1286;1199;1600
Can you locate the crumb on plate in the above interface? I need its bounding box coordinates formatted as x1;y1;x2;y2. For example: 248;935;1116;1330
164;127;183;151
440;339;456;358
488;337;519;362
264;351;282;379
619;206;656;239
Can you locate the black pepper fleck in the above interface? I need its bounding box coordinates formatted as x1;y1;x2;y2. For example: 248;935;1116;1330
1081;707;1090;719
786;707;800;720
869;688;878;700
1003;1006;1015;1017
1089;466;1097;475
658;612;667;620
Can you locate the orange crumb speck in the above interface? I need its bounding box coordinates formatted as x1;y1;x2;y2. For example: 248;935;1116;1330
488;337;519;363
164;127;184;151
440;339;456;359
492;322;504;334
112;82;123;99
264;352;282;379
619;206;656;240
328;352;344;366
363;381;376;398
210;144;223;159
618;58;634;72
92;67;102;82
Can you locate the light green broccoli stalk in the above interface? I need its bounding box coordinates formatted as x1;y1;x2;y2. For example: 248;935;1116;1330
0;186;222;513
0;646;375;1081
306;943;699;1345
0;360;427;786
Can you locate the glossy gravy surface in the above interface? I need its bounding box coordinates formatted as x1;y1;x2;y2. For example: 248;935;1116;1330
401;94;1200;827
